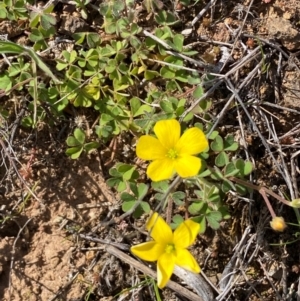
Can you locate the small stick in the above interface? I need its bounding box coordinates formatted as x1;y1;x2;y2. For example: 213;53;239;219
243;34;300;72
0;137;44;204
147;58;199;73
225;78;290;186
259;101;300;115
143;30;172;50
218;226;251;293
166;195;173;224
104;136;118;166
155;176;182;212
291;150;300;200
191;0;218;26
78;233;130;251
143;31;213;71
165;50;213;70
174;266;214;301
180;81;223;122
207;54;262;136
257;258;283;300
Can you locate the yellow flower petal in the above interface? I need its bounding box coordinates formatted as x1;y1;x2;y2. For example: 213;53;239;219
174;155;201;178
131;241;164;262
175;249;201;273
173;219;200;248
136;135;167;160
176;127;208;155
146;213;173;244
154;119;180;149
157;253;176;288
147;159;176;182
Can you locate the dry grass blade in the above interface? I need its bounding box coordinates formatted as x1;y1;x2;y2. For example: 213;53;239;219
191;0;218;26
0;134;44;204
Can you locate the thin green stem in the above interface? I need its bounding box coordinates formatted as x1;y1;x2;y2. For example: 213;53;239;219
155;175;182;212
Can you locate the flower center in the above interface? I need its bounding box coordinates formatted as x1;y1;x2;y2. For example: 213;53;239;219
165;243;176;254
166;148;178;160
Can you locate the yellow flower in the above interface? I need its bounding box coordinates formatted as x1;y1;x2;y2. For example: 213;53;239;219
136;119;208;182
130;212;201;288
270;216;287;232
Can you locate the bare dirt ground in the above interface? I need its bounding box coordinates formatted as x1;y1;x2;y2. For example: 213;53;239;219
1;0;300;300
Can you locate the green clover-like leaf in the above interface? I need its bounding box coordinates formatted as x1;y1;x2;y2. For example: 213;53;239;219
211;135;224;152
73;128;86;144
215;151;229;167
65;146;83;159
224;135;239;151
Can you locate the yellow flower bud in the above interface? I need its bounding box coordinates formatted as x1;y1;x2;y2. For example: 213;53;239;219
290;199;300;208
270;216;287;232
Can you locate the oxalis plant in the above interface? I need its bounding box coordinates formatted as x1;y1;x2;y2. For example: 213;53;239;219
118;118;300;289
0;0;296;291
109;119;253;231
115;118;250;289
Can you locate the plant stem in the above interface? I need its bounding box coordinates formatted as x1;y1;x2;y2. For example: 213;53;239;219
230;177;291;218
155;175;182;212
